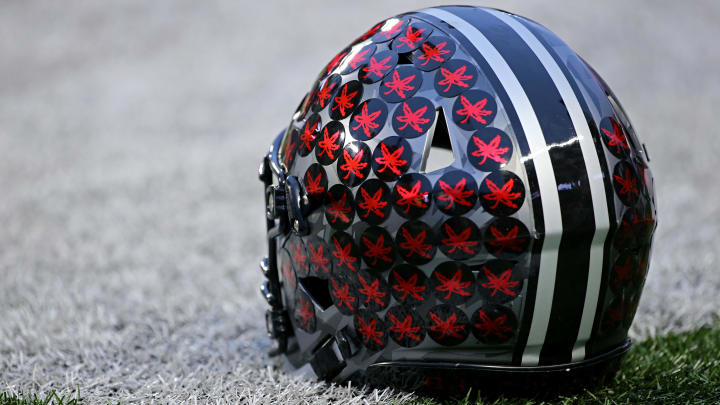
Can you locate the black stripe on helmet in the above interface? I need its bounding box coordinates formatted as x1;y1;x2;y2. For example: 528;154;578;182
513;16;619;362
443;6;597;365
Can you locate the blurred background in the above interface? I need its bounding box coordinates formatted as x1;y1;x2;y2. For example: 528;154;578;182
1;1;718;402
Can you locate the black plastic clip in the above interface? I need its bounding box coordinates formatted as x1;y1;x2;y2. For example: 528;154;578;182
257;134;314;357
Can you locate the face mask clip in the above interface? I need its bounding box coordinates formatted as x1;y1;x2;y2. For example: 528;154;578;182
257;131;311;356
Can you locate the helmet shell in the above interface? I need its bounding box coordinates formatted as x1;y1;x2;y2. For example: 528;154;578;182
272;5;656;386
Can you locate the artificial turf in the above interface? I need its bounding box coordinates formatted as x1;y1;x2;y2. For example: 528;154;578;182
1;326;718;404
0;390;80;405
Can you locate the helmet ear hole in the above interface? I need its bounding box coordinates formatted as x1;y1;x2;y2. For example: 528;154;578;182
299;277;333;310
397;52;413;65
420;107;456;173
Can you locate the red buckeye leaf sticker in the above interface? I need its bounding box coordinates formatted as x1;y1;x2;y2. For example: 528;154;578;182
615;207;654;249
355;179;392;226
329;274;359;315
306;236;333;278
425;303;470;346
391;97;436;138
413;35;456;71
395;220;437;266
287;235;309;278
349;98;388;141
354;309;388;350
391;173;432;219
452;89;497;130
280;128;298;171
385;305;426;347
279;248;297;297
359;226;396;271
359;50;398;83
304;163;328;205
438;217;480;261
294;290;317;333
478;170;525;216
434;59;478;97
391;21;433;53
330;80;363;120
337;142;371;187
429;261;475;305
599;116;631;158
314;121;345;165
612;161;640;206
483;216;531;258
355;269;391;312
433;170;478;216
341;43;377;74
325;184;355;230
330;231;360;273
372;136;412;181
298;114;321;157
467;127;513;171
313;74;342;113
609;252;640;294
371;18;408;43
389;263;430;305
471;304;518;344
380;66;423;103
476;260;524;303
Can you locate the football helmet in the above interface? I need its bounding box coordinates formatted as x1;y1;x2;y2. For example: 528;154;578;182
257;5;656;394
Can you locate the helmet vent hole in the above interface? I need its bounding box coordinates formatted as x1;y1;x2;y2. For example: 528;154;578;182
397;52;413;65
299;277;333;310
420;107;456;173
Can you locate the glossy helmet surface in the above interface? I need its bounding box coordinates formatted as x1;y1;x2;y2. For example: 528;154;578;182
258;5;656;394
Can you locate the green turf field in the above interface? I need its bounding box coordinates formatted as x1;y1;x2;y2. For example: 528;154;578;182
0;391;80;405
3;326;718;404
421;326;720;404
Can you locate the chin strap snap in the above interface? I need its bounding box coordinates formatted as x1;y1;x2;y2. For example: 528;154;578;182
260;257;292;356
259;155;290;355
